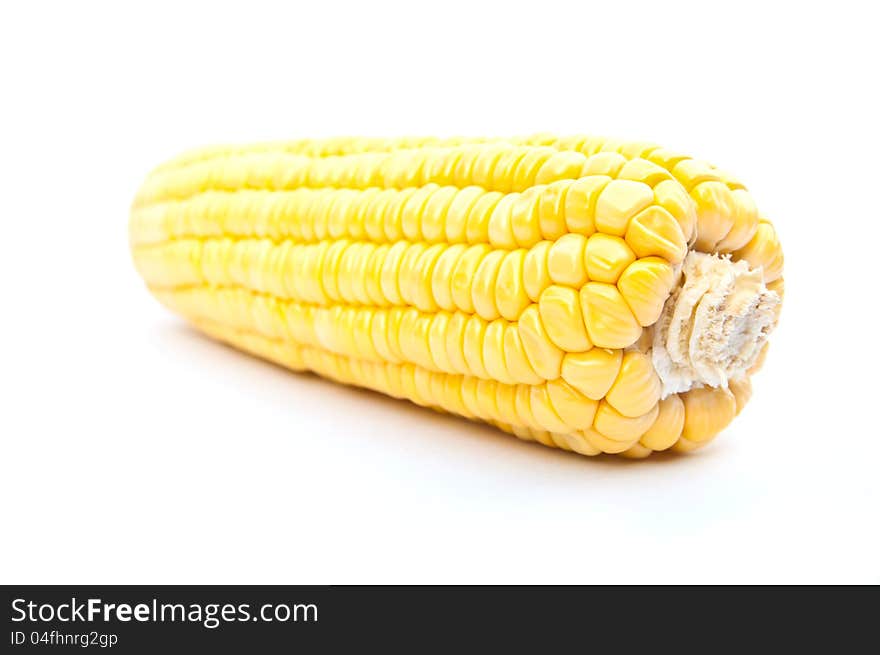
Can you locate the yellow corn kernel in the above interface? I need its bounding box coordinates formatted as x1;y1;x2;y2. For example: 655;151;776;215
547;233;589;287
344;242;375;304
522;240;553;302
544;134;587;153
617;158;673;187
652;178;697;243
361;189;393;242
576;135;607;156
580;282;642;349
470;146;506;189
624;206;687;264
510;188;544;247
545;379;599;430
502;325;543;385
421;186;458;243
671;158;721;190
616;256;675;327
618;141;659;159
528;429;557;449
494;249;531;321
398;309;436;371
535;150;588;185
538;285;592;352
462;314;490;379
426;149;464;188
670;436;703;453
407;243;446;312
729;377;753;414
513;383;539;431
594;179;655;236
493;383;519;426
401;184;437;242
560;348;622;400
364;243;390;306
133;241;200;287
734;222;784;282
604;352;662;418
538;180;571;240
443;312;469;374
715;189;759;252
489;149;528;193
430;243;468;311
444;186;484;243
619;442;654;459
427;311;455;373
564;175;609;236
580;428;634;455
458;374;482;418
529;383;571;433
512;148;554;191
584;233;636;284
465;191;503;243
560;431;602;456
475;378;503;422
482;319;514;385
638;394;685;451
368;311;395;364
452;146;483;188
711;167;746;191
396;242;429;306
644;147;690;171
381;150;421;188
593;400;659;443
517;304;564;380
471;249;506;320
382;187;415;242
377;240;407;305
450;244;491;313
581;152;627;178
690;181;736;251
487;194;518;249
680;387;737;443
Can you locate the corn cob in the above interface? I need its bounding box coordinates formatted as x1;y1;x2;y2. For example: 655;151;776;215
130;135;784;458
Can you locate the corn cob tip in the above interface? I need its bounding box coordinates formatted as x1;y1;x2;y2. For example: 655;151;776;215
651;251;781;397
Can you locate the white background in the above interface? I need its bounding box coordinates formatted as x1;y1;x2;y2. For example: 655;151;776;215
1;0;878;584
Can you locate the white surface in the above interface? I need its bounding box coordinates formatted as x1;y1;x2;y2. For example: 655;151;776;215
1;0;878;584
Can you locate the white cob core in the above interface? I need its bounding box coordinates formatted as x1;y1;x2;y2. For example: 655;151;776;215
651;251;781;397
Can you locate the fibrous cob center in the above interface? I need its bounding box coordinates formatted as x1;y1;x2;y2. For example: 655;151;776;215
651;252;780;397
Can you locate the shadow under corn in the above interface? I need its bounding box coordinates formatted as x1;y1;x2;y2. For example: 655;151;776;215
150;320;723;477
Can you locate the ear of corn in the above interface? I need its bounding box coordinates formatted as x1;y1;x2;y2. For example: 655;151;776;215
130;135;784;457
